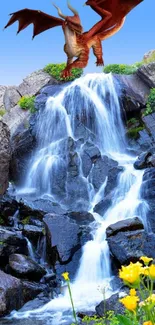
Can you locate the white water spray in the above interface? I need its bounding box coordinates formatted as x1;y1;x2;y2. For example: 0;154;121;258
10;73;148;323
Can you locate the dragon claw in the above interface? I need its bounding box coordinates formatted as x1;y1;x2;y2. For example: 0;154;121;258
96;59;104;66
61;69;73;79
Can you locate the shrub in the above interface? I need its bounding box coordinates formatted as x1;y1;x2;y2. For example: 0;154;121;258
103;63;138;75
18;96;36;113
143;88;155;116
44;63;83;81
127;126;144;139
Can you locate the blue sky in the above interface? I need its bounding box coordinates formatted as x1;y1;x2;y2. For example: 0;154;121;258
0;0;154;85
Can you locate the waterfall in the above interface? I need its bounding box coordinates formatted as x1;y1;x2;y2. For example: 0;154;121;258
10;73;147;323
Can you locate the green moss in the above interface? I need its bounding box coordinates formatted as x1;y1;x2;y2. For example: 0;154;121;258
127;117;139;127
44;63;83;81
0;216;4;225
21;216;30;225
0;108;6;117
103;64;138;75
143;88;155;116
143;52;155;64
127;126;144;139
18;96;36;113
0;241;4;245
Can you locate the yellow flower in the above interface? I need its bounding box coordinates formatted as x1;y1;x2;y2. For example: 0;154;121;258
119;295;139;311
119;262;143;284
141;266;149;276
140;256;153;265
146;294;155;304
143;322;154;325
149;264;155;280
130;288;137;296
62;272;70;281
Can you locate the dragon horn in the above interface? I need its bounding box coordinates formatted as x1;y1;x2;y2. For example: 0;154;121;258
53;3;67;19
67;1;79;15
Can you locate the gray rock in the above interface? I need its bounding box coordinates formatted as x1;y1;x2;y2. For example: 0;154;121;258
96;293;125;317
0;121;11;195
0;227;28;266
134;151;152;169
106;217;144;238
9;254;46;281
44;213;80;264
2;104;30;136
107;228;155;265
17;70;59;97
3;86;21;111
0;270;23;317
94;194;112;216
23;225;44;246
137;63;155;88
142;113;155;143
143;49;155;62
114;73;150;111
0;86;7;110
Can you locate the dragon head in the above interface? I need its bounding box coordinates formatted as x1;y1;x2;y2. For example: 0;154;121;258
53;1;83;34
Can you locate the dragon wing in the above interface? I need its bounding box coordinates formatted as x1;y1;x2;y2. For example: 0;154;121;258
4;8;63;39
85;0;143;40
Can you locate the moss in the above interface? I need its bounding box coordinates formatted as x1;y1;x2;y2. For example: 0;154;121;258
44;63;83;81
0;108;6;117
127;127;144;139
21;216;30;225
18;96;36;113
0;216;4;225
103;63;138;75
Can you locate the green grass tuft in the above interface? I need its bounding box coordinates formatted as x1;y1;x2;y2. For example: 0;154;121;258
44;63;83;81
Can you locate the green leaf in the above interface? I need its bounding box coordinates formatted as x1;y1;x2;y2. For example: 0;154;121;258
116;314;133;325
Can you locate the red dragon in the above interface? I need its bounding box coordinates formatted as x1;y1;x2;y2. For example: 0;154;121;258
4;0;143;78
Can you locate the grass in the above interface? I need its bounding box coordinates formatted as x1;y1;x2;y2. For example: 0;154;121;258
18;96;36;113
44;63;83;81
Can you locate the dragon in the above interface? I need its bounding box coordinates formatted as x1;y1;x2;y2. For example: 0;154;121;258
4;0;143;78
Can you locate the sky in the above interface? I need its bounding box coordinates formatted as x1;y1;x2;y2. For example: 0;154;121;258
0;0;154;85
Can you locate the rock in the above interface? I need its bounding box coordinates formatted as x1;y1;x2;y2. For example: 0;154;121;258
114;74;150;111
44;213;80;264
134;151;152;169
142;113;155;143
81;141;101;178
106;217;144;238
23;225;44;246
0;270;23;317
141;168;155;232
3;104;30;136
0;121;11;195
8;254;46;281
107;225;155;265
9;126;36;183
0;86;7;110
91;156;118;191
3;86;21;111
17;70;59;97
143;49;155;62
96;293;125;317
68;211;94;225
0;227;28;266
94;194;112;216
137;63;155;88
21;281;46;303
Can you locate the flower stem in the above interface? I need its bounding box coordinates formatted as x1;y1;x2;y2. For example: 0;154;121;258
67;281;78;325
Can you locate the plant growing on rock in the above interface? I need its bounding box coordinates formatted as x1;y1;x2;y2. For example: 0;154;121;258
44;63;83;81
18;96;36;113
143;88;155;116
103;64;138;75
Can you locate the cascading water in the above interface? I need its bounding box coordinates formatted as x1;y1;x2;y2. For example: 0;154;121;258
10;73;148;323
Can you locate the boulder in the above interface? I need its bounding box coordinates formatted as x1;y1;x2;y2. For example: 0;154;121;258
94;194;112;216
2;104;30;136
0;270;23;317
0;227;28;266
141;168;155;232
0;86;7;110
3;86;21;111
96;293;125;317
106;217;144;237
8;254;46;281
44;213;80;264
143;50;155;62
107;221;155;265
114;73;150;112
17;70;59;97
137;63;155;88
22;225;44;246
0;121;11;195
134;151;152;169
142;113;155;143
